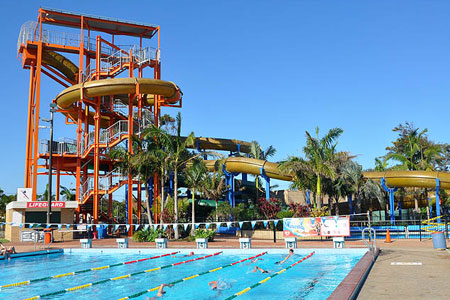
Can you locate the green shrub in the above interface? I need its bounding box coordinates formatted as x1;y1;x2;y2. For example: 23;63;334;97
133;228;167;242
276;210;295;219
192;228;216;241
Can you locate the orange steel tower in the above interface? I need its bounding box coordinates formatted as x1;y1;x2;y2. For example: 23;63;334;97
17;8;182;227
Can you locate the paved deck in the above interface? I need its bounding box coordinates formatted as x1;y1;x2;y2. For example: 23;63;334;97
2;236;449;299
357;245;450;299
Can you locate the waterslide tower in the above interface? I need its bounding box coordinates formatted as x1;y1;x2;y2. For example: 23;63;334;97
17;7;182;227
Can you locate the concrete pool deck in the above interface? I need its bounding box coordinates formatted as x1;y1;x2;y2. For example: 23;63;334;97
1;237;448;299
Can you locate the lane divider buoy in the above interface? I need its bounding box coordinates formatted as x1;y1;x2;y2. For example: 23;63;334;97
1;251;179;290
117;251;268;300
225;251;315;299
21;252;221;300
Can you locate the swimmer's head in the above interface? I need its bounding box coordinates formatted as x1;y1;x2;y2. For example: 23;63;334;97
190;251;194;255
289;249;294;254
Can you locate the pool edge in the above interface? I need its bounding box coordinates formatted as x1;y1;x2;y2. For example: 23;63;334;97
327;248;380;300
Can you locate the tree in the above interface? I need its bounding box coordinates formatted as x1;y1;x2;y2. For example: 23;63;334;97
0;188;15;220
184;159;207;234
142;125;174;221
202;162;226;221
169;112;196;238
385;122;443;212
279;156;317;205
59;185;75;201
110;135;160;225
280;127;343;209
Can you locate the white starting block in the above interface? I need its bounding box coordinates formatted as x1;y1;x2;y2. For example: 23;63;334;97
239;238;251;249
116;238;129;248
155;238;168;249
80;239;92;249
333;237;345;248
196;238;208;249
285;237;297;249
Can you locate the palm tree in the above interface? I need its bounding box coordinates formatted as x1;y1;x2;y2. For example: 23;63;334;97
202;161;226;221
279;156;317;205
385;123;443;213
281;127;343;209
142;125;174;221
342;161;364;213
184;160;207;234
169;112;196;238
110;135;159;225
59;185;75;201
304;127;344;209
249;141;276;201
323;152;352;215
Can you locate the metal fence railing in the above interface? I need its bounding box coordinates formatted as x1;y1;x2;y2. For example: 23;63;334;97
348;217;450;241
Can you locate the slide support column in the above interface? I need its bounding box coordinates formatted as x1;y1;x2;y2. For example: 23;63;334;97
381;178;398;225
260;167;270;201
436;178;441;223
223;164;235;207
306;189;311;205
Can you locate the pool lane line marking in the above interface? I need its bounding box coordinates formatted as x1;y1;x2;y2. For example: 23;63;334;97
224;251;315;300
116;251;268;300
391;262;422;266
1;251;179;290
21;252;221;300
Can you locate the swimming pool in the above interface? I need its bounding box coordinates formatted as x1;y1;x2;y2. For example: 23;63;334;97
0;248;367;300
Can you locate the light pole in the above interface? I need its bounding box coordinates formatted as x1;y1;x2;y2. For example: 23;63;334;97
41;103;57;224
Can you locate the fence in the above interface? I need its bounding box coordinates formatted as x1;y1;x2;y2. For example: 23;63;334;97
348;217;449;241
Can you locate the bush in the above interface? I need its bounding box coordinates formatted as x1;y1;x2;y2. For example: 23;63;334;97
192;228;216;241
310;206;329;217
276;210;295;219
257;197;282;219
133;228;167;242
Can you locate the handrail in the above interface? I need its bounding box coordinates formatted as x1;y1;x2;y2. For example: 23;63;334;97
362;227;377;261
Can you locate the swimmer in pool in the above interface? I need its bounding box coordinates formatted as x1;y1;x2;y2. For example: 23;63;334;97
275;249;294;264
252;266;269;273
147;283;173;299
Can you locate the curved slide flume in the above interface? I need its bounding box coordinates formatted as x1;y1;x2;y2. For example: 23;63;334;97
362;171;450;190
204;157;293;182
42;50;182;127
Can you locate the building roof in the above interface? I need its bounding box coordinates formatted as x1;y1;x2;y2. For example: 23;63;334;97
40;7;158;39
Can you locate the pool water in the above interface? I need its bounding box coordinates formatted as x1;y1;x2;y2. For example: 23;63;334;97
0;249;365;300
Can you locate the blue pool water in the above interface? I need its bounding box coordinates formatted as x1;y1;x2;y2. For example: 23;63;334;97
0;249;366;300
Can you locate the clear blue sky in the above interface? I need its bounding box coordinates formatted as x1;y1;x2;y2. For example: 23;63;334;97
1;0;450;195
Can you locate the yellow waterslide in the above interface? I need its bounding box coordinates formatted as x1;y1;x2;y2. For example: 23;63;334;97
43;51;181;127
362;171;450;190
204;157;292;181
185;137;252;153
363;171;449;209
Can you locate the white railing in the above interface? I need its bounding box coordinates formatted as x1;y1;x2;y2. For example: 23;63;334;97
18;21;159;67
78;168;129;202
18;21;99;53
39;139;77;155
82;46;159;81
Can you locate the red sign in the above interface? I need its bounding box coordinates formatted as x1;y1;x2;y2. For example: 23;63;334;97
27;202;66;208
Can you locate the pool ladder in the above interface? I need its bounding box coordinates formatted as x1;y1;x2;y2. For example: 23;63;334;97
362;227;377;261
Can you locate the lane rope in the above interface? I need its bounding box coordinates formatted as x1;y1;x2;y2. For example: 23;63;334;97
225;251;315;299
1;251;179;290
117;251;268;300
21;252;222;300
